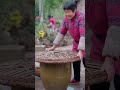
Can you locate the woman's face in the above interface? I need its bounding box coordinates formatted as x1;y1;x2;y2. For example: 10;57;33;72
64;9;76;20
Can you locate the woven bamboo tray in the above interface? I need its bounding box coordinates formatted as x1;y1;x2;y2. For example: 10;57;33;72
35;50;80;63
85;59;107;85
0;57;34;88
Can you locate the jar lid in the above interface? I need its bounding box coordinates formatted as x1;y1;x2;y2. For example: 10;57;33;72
35;50;80;63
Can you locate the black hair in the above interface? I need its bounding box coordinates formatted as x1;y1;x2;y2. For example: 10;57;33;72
48;15;52;19
75;1;79;4
63;0;77;12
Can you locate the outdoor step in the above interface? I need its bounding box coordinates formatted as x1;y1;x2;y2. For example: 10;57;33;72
35;45;46;52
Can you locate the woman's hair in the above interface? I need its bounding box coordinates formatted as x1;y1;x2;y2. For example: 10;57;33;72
74;0;79;4
63;0;77;12
48;15;52;19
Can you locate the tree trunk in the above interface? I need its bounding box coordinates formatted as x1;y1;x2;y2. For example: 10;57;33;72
39;0;43;22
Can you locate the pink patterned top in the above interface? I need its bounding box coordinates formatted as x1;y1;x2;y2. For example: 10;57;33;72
59;11;85;55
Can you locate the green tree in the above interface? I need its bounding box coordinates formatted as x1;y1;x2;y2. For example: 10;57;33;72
35;0;66;19
43;0;66;19
35;0;39;17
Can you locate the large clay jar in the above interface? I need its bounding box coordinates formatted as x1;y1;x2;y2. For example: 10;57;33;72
40;63;71;90
35;50;79;90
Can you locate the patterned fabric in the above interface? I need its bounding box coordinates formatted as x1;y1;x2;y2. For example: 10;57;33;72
59;11;85;52
86;0;120;75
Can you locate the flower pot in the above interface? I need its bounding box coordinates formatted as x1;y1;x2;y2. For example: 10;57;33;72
35;67;40;77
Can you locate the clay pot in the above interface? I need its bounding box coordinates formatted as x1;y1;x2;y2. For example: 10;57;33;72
40;63;71;90
35;50;79;90
35;67;40;77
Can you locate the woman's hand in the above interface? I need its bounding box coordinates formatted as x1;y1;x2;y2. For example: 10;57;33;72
47;44;57;51
77;50;83;60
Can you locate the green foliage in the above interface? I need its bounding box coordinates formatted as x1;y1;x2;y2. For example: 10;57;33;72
43;0;66;19
56;21;61;28
0;0;22;30
0;0;34;32
35;22;47;39
4;10;22;31
45;35;55;43
35;0;39;16
35;0;67;39
35;0;66;19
